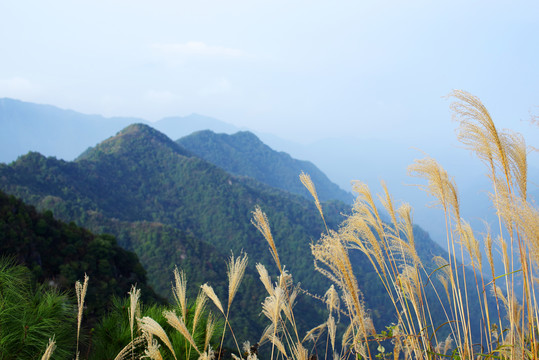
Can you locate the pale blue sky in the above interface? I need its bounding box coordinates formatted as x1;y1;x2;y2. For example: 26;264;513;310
1;0;538;145
1;0;539;247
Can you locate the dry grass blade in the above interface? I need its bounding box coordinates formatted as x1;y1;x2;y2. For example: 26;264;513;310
327;315;336;352
256;263;274;296
164;310;201;354
128;285;141;358
75;273;89;357
204;313;216;352
172;267;188;320
192;290;208;334
251;205;282;272
40;338;56;360
302;322;327;343
201;283;224;315
324;285;340;316
227;252;248;308
143;336;164;360
268;334;287;358
198;346;215;360
261;286;284;325
113;335;146;360
299;171;326;226
138;316;178;360
449;90;512;182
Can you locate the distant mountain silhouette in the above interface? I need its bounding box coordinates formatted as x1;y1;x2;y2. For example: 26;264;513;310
0;98;143;163
0;98;239;164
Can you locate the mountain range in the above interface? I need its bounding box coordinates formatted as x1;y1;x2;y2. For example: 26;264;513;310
0;99;498;344
0;120;461;339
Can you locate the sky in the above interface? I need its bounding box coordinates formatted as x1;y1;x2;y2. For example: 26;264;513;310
1;0;538;144
1;0;538;248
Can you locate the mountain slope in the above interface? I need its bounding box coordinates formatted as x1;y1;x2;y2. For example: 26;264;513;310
0;124;350;339
0;190;159;317
178;130;353;203
0;123;485;343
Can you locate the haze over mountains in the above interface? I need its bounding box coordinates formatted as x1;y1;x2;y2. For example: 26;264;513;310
0;99;503;344
2;97;537;275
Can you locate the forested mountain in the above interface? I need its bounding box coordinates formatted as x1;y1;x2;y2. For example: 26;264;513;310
0;98;238;164
0;124;351;339
178;130;353;203
0;123;488;343
0;190;159;318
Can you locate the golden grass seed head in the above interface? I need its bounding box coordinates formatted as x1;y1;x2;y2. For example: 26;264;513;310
261;286;284;325
291;342;309;360
300;171;324;220
256;263;274;296
251;206;282;272
138;316;177;360
198;346;215;360
269;334;288;357
129;285;141;340
227;251;248;308
192;290;208;334
324;285;340;315
40;338;56;360
302;322;327;344
113;336;146;360
327;315;336;352
201;283;224;315
204;313;216;352
143;337;164;360
164;310;200;354
172;267;188;320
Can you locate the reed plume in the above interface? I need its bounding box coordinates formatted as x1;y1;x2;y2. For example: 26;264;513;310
75;273;89;360
164;310;201;354
40;338;56;360
138;316;178;360
252;205;282;272
172;267;188;320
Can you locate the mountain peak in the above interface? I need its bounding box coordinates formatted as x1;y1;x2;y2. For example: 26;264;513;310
77;123;190;161
178;130;353;203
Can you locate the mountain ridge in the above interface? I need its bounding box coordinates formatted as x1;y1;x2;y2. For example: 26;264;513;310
178;129;353;203
0;121;494;343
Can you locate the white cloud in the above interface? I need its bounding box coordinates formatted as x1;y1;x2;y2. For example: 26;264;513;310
152;41;246;58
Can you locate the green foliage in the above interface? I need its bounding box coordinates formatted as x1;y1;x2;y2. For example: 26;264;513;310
0;123;460;344
90;294;221;360
0;258;76;360
177;130;353;203
0;189;161;321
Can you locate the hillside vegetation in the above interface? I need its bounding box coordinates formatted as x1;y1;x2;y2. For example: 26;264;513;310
177;130;353;204
0;91;527;359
